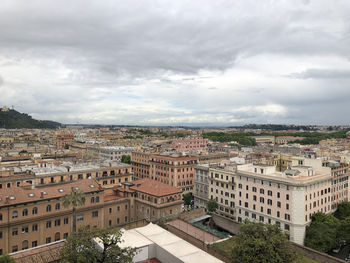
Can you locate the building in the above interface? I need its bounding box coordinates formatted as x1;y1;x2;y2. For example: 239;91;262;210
275;136;305;144
99;146;135;162
194;164;210;209
0;177;182;255
131;151;151;180
235;161;333;245
251;136;275;144
55;132;74;149
0;162;133;190
209;164;236;220
149;154;199;193
169;137;209;152
94;223;224;263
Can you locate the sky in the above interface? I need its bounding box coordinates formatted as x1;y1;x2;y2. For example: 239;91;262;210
0;0;350;126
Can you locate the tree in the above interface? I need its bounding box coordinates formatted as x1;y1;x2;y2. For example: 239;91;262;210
182;193;192;207
304;213;340;252
206;199;218;212
121;155;131;164
0;255;15;263
64;144;69;149
334;202;350;220
231;221;297;263
338;216;350;244
60;227;137;263
62;188;86;233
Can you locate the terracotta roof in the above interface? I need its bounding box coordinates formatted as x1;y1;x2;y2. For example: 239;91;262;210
151;154;198;160
104;195;123;201
0;179;101;207
11;240;65;263
130;178;181;197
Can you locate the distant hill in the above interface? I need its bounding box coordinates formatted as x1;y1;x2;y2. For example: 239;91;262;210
0;107;61;129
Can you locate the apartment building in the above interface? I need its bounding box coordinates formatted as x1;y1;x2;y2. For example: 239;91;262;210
131;151;151;179
0;178;182;255
99;146;135;161
194;165;210;209
209;164;236;220
0;162;133;190
56;132;74;148
235;162;333;245
169;137;209;152
149;154;199;193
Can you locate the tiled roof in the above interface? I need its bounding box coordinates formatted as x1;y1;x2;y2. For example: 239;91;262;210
131;178;181;197
0;179;101;207
11;240;65;263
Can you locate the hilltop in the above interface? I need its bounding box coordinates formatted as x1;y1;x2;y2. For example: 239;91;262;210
0;107;61;129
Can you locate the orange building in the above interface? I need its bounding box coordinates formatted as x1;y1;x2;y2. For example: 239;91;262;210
149;154;199;193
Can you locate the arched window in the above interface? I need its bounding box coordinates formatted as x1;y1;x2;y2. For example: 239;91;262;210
32;207;38;215
46;205;51;212
55;203;60;210
54;232;60;241
22;209;28;216
22;240;28;250
12;211;18;219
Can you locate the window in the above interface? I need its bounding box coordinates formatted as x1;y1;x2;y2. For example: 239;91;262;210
268;190;272;196
22;209;28;216
63;233;68;239
260;189;264;194
46;221;51;228
252;187;257;192
108;220;112;227
267;208;271;215
55;203;60;210
277;211;280;218
12;228;18;236
77;214;84;221
286;194;289;200
96;196;100;203
55;219;61;226
22;226;29;234
64;217;69;224
46;205;51;212
0;213;2;221
285;214;290;221
12;246;18;253
92;211;98;218
268;199;272;205
259;216;264;222
117;206;120;211
285;224;290;231
109;208;112;214
32;241;38;247
117;218;120;224
12;211;18;219
253;195;257;201
32;224;38;232
244;202;248;208
260;197;264;203
277;201;281;208
91;197;95;203
286;204;289;210
32;207;38;215
46;237;51;244
0;231;2;240
277;192;280;198
124;216;128;223
125;204;128;210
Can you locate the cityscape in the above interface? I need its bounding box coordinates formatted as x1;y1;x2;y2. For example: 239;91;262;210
1;1;350;263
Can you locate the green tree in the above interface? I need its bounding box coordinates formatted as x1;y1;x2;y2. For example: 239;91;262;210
304;213;340;252
60;227;137;263
64;144;69;149
206;199;218;212
121;155;131;164
182;193;192;207
334;202;350;220
62;188;86;233
338;216;350;244
0;255;15;263
231;221;297;263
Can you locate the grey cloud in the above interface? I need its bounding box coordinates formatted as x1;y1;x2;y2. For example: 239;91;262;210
289;69;350;79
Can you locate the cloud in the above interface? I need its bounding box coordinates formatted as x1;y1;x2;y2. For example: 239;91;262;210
0;0;349;125
289;69;350;79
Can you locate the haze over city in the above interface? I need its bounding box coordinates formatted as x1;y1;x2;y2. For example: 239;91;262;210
1;0;350;126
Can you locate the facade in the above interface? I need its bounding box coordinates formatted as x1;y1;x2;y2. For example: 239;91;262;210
169;137;209;152
56;132;74;148
149;154;199;193
131;151;151;180
0;178;182;255
209;164;236;220
194;165;210;209
99;146;135;162
0;162;133;190
235;162;333;245
275;136;305;144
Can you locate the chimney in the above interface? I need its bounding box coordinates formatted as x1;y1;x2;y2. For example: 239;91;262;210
40;192;44;198
5;196;9;204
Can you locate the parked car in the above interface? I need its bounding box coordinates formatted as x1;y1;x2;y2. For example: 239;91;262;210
332;247;341;253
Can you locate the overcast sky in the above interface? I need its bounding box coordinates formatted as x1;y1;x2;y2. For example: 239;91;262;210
0;0;350;126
